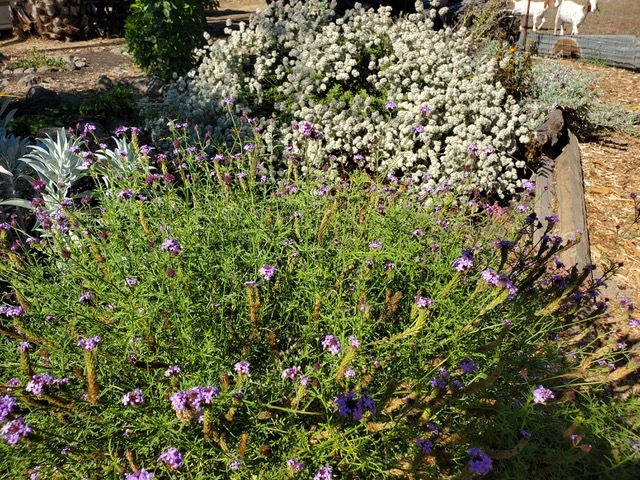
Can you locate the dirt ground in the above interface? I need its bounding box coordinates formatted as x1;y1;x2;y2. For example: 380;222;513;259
0;1;639;372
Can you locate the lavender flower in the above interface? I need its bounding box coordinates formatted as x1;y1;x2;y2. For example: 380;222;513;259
313;465;333;480
125;277;138;286
468;448;493;475
335;391;376;420
234;360;251;375
459;359;478;374
26;373;69;396
170;385;219;413
385;101;397;110
368;240;383;249
282;366;302;381
258;264;276;281
452;249;474;272
0;395;17;422
158;447;183;470
164;365;181;377
78;292;92;303
1;417;33;445
122;389;145;406
161;238;183;255
229;459;242;470
416;439;433;454
532;385;555;404
117;189;133;200
414;295;434;308
124;469;154;480
287;457;305;472
77;336;102;351
545;215;559;224
348;335;360;348
18;341;29;353
322;335;342;355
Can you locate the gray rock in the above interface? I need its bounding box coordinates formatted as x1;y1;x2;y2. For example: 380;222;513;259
23;68;35;74
2;69;11;75
128;76;165;97
97;75;115;91
36;66;52;74
12;68;24;75
74;59;87;69
17;74;42;88
25;86;58;102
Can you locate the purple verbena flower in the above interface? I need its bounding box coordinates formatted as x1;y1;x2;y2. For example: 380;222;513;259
414;295;434;308
124;469;154;480
322;335;342;355
158;447;183;470
348;336;360;348
416;438;433;454
234;360;250;375
385;101;397;110
258;264;276;281
1;417;32;445
164;365;181;377
460;358;478;374
313;465;333;480
125;277;138;286
122;389;144;406
287;457;305;472
452;249;474;272
229;459;242;470
532;385;555;404
78;292;92;303
77;336;102;351
161;238;183;256
0;395;17;422
369;240;383;249
468;448;492;475
282;366;302;381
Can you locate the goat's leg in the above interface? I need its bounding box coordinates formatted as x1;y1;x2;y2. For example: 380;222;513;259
554;13;560;35
537;16;546;31
571;24;578;35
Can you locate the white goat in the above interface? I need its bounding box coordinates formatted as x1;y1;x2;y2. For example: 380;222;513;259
512;0;559;32
554;0;598;36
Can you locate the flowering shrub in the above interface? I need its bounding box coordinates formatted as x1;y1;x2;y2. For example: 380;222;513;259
150;0;531;196
0;121;638;479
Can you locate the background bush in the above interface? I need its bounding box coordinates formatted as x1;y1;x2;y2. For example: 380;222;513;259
148;0;533;197
124;0;210;82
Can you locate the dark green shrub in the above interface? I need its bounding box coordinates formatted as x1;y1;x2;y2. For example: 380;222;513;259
124;0;210;82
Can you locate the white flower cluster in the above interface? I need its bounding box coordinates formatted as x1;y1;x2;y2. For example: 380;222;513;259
151;0;530;195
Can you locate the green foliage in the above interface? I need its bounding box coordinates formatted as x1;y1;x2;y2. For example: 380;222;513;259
124;0;208;82
0;119;638;479
12;48;66;70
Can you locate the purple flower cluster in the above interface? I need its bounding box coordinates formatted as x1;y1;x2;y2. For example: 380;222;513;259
170;385;220;413
1;417;32;444
78;292;92;303
459;359;478;374
414;295;435;309
322;335;342;355
335;391;376;420
124;469;154;480
258;264;276;281
26;374;70;396
481;269;518;296
292;121;324;140
287;457;305;472
0;305;24;317
281;366;309;385
164;365;181;377
122;389;144;406
416;438;433;454
313;465;333;480
77;336;102;352
468;448;493;475
0;395;17;422
452;249;474;272
161;238;183;255
234;360;251;375
532;385;555;404
158;447;183;470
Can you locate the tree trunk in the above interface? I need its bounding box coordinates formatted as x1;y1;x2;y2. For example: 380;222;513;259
11;0;92;40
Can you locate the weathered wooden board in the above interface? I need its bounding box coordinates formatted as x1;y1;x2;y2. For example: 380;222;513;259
525;32;640;70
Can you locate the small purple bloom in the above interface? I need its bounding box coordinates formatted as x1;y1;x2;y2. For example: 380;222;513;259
521;179;536;191
532;385;555;404
282;366;302;381
412;228;424;236
420;105;431;115
229;459;242;470
117;189;133;200
460;359;478;374
414;295;434;308
258;264;276;281
161;238;183;255
0;395;17;422
413;125;425;134
78;336;102;352
545;215;559;224
158;447;183;470
126;277;138;286
369;240;383;249
385;101;397;110
452;249;474;272
124;469;154;480
313;465;333;480
1;417;32;445
287;457;305;472
234;360;250;375
348;336;360;348
18;341;29;353
78;292;92;303
468;448;492;475
122;389;145;406
322;335;342;355
164;365;181;377
416;438;433;454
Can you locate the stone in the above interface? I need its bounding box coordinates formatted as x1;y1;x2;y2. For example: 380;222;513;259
74;59;87;69
23;68;35;74
25;86;58;102
36;66;53;74
16;74;42;88
97;75;115;91
2;69;11;75
12;68;24;75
